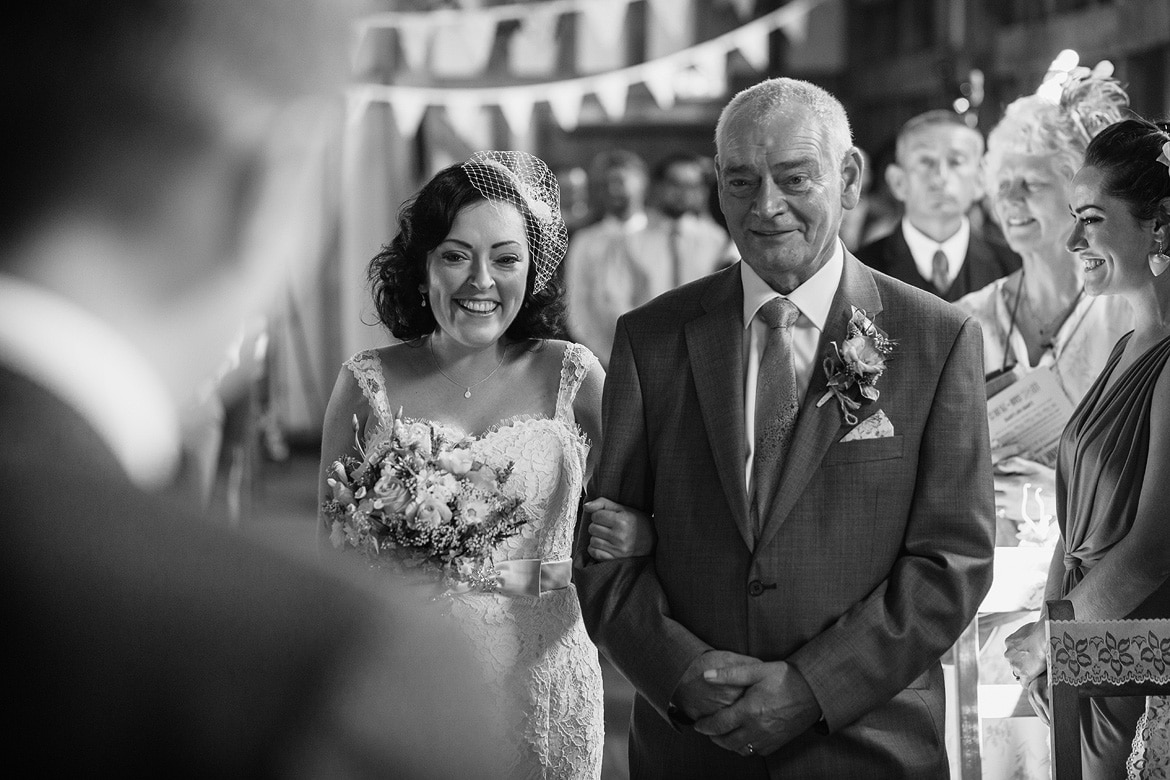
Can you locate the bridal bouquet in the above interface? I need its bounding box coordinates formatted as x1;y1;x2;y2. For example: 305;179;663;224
322;410;525;591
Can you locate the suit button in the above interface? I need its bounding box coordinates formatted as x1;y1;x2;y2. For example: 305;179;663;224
748;580;764;597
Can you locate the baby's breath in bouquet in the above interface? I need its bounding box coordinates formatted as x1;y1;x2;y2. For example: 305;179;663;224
323;410;525;592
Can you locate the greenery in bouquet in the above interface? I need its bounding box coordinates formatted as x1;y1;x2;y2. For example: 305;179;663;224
322;410;525;591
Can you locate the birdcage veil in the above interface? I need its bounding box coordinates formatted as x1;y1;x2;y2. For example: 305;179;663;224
462;150;568;293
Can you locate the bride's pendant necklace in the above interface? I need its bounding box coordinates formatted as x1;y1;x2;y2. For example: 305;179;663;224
429;338;507;399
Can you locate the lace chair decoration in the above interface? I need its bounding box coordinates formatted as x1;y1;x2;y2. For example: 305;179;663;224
1046;599;1170;780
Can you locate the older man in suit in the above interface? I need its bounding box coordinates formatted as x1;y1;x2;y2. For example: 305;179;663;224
0;1;504;775
575;78;995;778
857;110;1021;302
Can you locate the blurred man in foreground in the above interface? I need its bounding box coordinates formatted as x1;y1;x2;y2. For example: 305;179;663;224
0;1;504;775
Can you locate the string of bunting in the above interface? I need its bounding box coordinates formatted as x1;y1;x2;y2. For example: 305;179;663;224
350;0;823;138
355;0;759;80
358;0;757;31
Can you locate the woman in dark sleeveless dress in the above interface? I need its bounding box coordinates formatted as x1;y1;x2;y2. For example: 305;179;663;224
1004;117;1170;777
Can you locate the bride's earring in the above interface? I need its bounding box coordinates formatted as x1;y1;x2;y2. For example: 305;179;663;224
1150;238;1170;277
420;291;429;308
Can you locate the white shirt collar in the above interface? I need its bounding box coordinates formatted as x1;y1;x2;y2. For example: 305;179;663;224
902;217;970;280
599;211;648;233
0;274;181;490
740;239;844;331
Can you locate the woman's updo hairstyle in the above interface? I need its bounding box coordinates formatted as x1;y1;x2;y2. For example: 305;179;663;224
1082;118;1170;222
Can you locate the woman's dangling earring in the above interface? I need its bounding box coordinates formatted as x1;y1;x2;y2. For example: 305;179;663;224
1150;238;1170;278
420;291;429;308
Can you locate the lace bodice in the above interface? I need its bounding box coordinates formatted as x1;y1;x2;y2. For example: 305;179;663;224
343;341;604;779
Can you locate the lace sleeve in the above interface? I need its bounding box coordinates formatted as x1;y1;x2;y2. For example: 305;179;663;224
343;350;393;427
554;342;599;423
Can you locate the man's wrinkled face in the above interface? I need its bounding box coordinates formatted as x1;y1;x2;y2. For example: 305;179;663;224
716;105;860;292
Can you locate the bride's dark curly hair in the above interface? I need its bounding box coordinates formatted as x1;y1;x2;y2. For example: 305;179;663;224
368;163;566;342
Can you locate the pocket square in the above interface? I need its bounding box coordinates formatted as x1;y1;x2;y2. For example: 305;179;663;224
840;409;894;442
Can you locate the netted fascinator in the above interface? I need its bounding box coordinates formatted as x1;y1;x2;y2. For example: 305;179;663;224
462;150;568;293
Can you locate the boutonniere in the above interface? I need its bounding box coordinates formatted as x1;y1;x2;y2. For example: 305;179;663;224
816;306;895;425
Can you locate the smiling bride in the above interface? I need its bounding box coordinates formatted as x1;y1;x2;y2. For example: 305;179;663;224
317;151;620;778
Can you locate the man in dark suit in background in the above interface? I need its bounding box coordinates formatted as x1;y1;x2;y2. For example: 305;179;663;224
857;110;1020;302
0;1;504;776
576;78;995;777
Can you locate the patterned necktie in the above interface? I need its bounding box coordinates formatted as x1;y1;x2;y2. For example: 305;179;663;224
752;297;801;532
931;248;950;294
669;219;682;290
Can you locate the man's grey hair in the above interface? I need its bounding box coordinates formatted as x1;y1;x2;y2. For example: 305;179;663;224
894;109;985;164
715;77;854;164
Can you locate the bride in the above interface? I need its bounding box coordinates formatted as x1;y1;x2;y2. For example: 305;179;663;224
317;151;612;777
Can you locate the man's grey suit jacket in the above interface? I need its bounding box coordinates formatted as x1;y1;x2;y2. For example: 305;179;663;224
576;252;995;779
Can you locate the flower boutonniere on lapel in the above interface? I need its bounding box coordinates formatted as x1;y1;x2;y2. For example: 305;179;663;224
816;306;895;425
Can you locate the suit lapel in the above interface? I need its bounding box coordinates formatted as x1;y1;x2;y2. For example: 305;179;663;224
757;253;883;550
686;267;753;550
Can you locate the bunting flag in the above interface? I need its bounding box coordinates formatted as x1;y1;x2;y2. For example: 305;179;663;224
389;91;429;138
641;63;678;110
507;5;561;78
646;0;695;60
362;0;639;79
444;98;493;152
430;16;498;78
733;23;770;71
396;16;432;73
593;76;631;120
575;0;629;74
546;85;586;132
717;0;758;20
498;93;536;139
358;0;826;142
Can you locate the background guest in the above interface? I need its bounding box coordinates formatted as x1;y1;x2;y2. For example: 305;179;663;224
858;110;1021;301
564;149;650;366
960;68;1132;543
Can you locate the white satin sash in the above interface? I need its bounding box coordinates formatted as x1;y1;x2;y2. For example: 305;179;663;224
494;558;572;597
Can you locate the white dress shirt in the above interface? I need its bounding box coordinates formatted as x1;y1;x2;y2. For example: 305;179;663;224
740;241;844;495
621;210;732;292
902;217;970;287
0;274;180;490
565;212;649;367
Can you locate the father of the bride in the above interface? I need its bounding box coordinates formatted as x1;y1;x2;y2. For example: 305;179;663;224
576;77;995;778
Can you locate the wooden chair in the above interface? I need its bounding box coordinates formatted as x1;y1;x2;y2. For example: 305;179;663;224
1045;599;1170;780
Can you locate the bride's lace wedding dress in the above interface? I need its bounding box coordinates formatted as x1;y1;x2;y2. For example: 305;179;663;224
346;342;605;779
